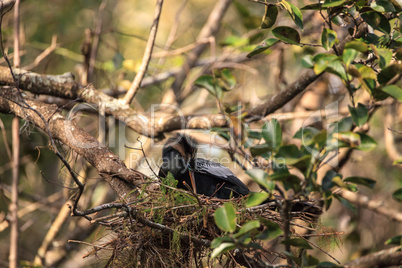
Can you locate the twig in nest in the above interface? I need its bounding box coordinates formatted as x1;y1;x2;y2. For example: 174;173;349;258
131;211;212;247
183;181;203;207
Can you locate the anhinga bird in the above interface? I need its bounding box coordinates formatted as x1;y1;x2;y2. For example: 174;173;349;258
158;134;323;219
158;134;250;199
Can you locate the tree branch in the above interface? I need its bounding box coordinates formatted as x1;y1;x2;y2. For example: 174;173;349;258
87;0;108;83
170;0;232;98
9;2;21;267
123;0;164;104
343;246;402;267
245;22;368;119
0;88;145;199
338;190;402;222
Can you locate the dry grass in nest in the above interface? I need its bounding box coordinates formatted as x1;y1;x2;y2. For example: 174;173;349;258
82;177;323;267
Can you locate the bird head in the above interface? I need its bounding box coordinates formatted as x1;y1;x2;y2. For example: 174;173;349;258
162;133;198;166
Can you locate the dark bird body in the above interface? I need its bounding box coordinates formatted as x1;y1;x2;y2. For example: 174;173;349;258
158;134;250;199
158;134;323;219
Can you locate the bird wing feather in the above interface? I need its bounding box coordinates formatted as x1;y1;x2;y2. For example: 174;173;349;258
194;158;249;192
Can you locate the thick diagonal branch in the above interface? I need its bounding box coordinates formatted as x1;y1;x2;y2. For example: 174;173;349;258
0;88;143;199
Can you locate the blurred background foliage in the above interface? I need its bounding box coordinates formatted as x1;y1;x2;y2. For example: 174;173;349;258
0;0;401;266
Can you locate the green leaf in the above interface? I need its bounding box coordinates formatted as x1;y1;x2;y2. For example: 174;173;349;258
247;38;279;58
326;59;349;81
357;65;377;80
377;48;393;68
385;235;402;245
280;0;303;29
396;47;402;61
330;117;353;133
293;127;320;146
246;168;274;191
211;236;232;248
344;177;376;189
302;254;320;266
392;188;402;202
348;103;368;127
382;85;402;101
323;192;333;211
218;69;237;91
322;0;346;7
235;220;261;237
313;53;338;75
343;48;357;68
361;11;391;34
262;119;282;149
247;129;262;140
273;159;290;174
272;26;301;45
344;40;368;53
194;75;222;99
249;144;271;157
301;3;328;10
275;145;311;167
211;242;236;258
370;0;396;13
335;194;357;212
261;4;278;29
356;133;377;151
331;132;361;148
214;203;236;233
288;2;303;29
377;64;402;85
322;170;342;191
301;54;314;68
258;217;283;240
257;219;283;241
270;172;301;192
282;238;313;249
246;192;270;207
321;28;338;50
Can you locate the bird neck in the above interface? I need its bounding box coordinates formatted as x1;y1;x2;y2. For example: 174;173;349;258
161;148;190;176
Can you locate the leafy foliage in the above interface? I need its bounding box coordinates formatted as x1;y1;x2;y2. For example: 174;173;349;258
210;0;402;265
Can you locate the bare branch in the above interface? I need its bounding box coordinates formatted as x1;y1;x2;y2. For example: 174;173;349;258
9;1;21;267
23;35;58;71
156;0;188;66
9;116;19;268
170;0;232;98
245;22;368;119
338;190;402;222
123;0;164;104
33;201;72;266
87;0;108;83
344;246;402;268
0;88;145;199
384;106;401;162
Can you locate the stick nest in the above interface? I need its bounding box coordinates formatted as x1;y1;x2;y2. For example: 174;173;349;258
82;177;323;267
